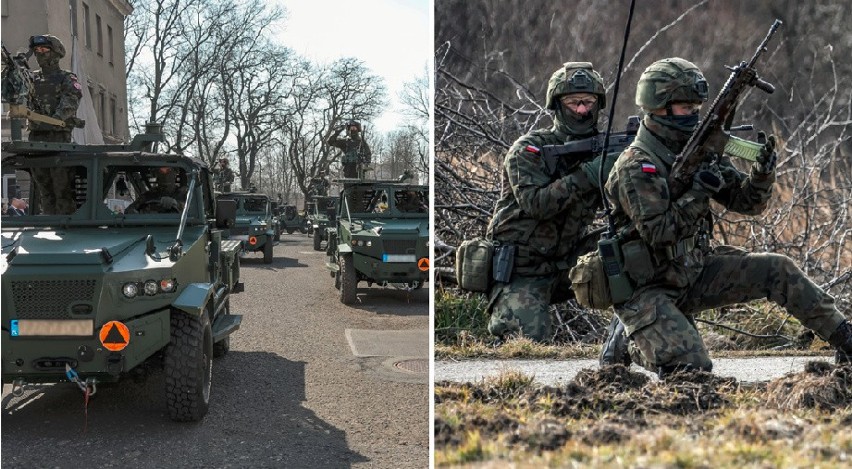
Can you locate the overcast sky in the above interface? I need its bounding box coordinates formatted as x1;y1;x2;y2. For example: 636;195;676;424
272;0;431;134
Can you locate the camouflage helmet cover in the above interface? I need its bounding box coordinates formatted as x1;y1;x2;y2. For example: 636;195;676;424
346;120;362;132
29;34;66;58
545;62;606;110
636;57;709;110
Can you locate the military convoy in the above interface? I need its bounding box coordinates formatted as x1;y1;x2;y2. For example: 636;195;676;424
279;203;308;235
218;191;277;264
1;132;243;422
325;179;429;304
309;195;338;251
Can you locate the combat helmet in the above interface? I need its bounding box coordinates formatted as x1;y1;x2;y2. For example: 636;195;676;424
545;62;606;110
636;57;708;111
346;120;362;132
29;35;66;58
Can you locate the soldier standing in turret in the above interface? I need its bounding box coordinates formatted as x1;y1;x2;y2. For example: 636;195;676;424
27;34;83;215
213;158;235;192
328;120;372;178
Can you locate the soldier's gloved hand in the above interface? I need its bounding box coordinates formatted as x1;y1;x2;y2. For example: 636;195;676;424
158;196;179;212
580;152;618;189
693;163;726;195
753;131;777;176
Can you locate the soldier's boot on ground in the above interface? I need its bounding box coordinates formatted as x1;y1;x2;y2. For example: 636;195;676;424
827;319;852;365
599;316;631;367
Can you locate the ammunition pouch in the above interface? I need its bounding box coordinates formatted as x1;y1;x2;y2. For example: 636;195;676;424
651;235;697;264
455;237;495;293
569;251;613;309
621;239;656;286
569;235;636;310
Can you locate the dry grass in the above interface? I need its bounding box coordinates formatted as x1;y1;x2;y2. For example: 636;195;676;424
435;363;852;467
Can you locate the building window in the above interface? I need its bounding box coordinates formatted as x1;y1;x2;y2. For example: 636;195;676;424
95;14;103;56
107;25;114;65
110;96;116;135
82;3;91;49
69;0;78;37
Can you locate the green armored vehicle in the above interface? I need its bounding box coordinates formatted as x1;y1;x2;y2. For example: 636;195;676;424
279;204;307;235
310;196;338;251
1;135;243;422
218;191;276;264
325;180;429;304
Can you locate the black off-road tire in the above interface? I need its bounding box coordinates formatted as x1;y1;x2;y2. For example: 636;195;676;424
263;240;273;264
164;311;212;422
339;253;357;304
313;230;322;251
286;228;294;234
274;230;281;242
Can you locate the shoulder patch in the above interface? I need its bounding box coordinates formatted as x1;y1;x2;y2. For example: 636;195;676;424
641;163;657;174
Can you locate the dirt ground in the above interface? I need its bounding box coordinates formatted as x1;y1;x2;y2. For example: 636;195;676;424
434;361;852;467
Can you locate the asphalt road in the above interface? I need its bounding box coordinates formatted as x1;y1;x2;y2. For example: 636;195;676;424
2;234;430;468
435;356;831;386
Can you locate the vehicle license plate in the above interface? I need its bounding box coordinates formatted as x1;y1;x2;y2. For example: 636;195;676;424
11;319;94;337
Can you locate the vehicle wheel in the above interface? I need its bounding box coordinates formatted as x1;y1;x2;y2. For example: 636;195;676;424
286;229;294;235
263;240;273;264
164;311;212;422
313;230;322;251
299;227;307;234
339;253;357;304
213;300;231;358
274;230;281;242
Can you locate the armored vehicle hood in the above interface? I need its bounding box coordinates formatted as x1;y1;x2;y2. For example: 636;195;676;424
1;226;195;273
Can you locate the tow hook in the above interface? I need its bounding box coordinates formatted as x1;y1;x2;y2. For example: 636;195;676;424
11;378;26;397
65;364;97;395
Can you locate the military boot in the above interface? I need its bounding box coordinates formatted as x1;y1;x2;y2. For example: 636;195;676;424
827;319;852;365
599;315;631;367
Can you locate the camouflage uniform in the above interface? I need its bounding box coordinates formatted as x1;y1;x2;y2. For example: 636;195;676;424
485;62;615;341
27;35;83;215
328;121;371;178
605;57;851;375
213;159;235;192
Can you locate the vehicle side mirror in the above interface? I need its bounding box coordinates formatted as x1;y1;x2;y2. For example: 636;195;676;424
216;198;237;228
145;234;156;257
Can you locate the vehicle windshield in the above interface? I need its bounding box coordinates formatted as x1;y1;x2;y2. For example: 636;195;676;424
1;156;200;226
239;196;268;215
342;185;429;218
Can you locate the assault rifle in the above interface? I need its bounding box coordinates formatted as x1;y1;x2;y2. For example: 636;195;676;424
669;19;783;199
540;115;640;177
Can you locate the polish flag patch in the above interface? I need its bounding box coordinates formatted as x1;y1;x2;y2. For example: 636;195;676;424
641;163;657;174
525;145;541;155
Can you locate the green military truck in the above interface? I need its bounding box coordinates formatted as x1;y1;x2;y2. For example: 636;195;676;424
1;135;243;422
325;179;429;304
310;195;338;251
218;191;276;264
279;204;308;235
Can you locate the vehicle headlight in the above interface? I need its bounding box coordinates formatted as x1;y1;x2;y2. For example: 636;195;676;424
366;241;372;247
122;282;139;298
144;280;159;296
